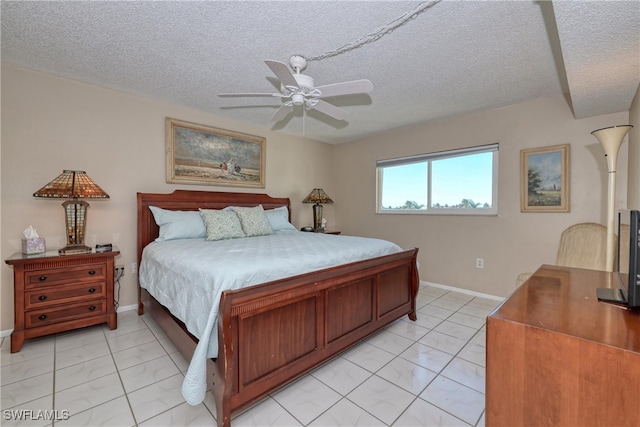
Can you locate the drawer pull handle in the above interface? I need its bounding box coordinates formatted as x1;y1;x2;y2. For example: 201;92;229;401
39;276;47;281
88;288;96;293
89;306;96;311
88;270;96;276
39;314;47;321
38;295;47;301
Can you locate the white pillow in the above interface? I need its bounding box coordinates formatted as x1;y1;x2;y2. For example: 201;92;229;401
199;209;246;241
230;205;274;237
149;206;206;241
264;206;297;231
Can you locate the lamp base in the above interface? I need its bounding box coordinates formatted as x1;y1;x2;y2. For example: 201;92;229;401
58;245;92;255
312;203;323;231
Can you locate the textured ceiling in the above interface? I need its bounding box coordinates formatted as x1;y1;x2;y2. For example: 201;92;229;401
1;1;638;144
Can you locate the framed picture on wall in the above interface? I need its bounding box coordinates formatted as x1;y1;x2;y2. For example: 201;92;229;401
166;118;265;188
520;144;570;212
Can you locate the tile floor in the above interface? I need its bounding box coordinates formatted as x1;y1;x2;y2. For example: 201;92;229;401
1;284;501;426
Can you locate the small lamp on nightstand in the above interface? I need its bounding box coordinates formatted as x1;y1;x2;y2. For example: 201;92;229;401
33;170;110;255
302;188;333;232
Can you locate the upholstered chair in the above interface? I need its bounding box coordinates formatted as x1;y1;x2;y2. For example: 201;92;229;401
517;222;607;287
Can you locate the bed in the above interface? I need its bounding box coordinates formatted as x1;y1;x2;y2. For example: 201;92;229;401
137;190;419;427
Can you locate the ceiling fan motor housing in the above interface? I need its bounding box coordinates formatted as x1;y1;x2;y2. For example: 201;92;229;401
293;74;314;90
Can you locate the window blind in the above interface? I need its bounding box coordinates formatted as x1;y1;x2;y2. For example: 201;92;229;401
376;143;499;168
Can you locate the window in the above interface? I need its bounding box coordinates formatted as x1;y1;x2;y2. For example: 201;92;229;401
376;144;498;215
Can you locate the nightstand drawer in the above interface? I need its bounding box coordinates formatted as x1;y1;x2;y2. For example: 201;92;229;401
25;264;106;289
25;282;106;310
26;299;107;328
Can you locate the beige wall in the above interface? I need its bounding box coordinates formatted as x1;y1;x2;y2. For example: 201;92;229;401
1;64;336;332
628;85;640;209
333;96;630;297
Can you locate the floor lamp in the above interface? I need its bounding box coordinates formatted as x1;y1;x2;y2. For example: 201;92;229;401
591;125;633;272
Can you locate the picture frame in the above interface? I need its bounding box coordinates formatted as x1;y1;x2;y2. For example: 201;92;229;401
166;118;265;188
521;144;570;213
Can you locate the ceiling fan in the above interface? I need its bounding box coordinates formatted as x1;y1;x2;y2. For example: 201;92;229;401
218;55;373;125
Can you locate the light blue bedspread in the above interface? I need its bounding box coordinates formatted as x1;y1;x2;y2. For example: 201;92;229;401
139;231;403;405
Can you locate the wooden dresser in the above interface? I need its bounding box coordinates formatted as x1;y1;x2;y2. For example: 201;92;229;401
6;248;120;352
486;265;640;427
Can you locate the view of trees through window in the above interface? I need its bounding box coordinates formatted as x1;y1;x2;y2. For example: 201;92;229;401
377;145;498;214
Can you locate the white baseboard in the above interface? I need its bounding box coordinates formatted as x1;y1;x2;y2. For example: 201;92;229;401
0;329;13;338
117;304;138;313
421;280;504;301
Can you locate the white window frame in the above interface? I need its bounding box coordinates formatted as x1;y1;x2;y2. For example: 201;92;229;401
376;143;499;215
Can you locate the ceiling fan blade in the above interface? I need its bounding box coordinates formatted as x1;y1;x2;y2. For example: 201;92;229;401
265;60;299;89
314;79;373;98
218;92;284;97
271;105;293;122
303;104;307;136
308;99;349;121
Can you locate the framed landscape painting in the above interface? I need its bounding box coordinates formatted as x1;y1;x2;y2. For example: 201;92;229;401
166;118;265;188
521;144;570;212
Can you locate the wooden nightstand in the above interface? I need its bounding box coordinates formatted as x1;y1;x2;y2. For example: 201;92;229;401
305;228;341;235
5;248;120;353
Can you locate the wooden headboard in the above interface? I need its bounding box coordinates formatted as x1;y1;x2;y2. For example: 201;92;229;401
137;190;291;266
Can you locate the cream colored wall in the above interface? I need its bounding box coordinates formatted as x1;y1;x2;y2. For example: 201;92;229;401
628;85;640;209
0;64;335;332
333;96;630;297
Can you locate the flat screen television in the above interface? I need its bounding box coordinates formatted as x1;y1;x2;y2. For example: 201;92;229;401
596;209;640;308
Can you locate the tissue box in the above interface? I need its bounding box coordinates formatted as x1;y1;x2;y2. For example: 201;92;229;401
22;238;45;255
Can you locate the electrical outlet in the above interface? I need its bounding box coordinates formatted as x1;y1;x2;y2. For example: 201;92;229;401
131;262;138;274
476;258;484;269
115;265;125;277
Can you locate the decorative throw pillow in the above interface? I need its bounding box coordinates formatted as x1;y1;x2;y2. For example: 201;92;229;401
231;205;274;237
199;209;246;241
149;206;206;241
264;206;297;231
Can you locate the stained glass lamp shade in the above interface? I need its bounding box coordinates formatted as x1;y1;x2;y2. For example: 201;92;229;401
33;170;109;255
302;188;333;231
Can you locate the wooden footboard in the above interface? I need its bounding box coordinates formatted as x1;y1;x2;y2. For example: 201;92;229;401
213;248;418;426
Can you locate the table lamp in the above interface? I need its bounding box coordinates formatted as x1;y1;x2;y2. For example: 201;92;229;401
302;188;333;231
33;170;110;255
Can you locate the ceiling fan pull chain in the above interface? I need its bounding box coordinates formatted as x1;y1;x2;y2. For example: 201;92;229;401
307;0;442;62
